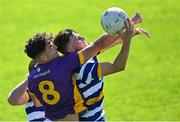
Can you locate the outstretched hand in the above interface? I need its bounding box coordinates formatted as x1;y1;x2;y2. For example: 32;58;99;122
131;12;150;38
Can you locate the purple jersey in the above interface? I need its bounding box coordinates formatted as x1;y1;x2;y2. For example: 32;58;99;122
28;52;86;120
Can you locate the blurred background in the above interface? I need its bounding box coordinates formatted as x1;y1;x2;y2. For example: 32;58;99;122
0;0;179;120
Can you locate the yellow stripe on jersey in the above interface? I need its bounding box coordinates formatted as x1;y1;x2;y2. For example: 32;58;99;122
72;76;87;113
77;51;84;65
86;91;104;105
29;91;42;107
97;63;102;78
24;92;29;103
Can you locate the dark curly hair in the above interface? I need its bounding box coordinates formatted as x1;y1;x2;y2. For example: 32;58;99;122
53;29;76;54
24;32;53;59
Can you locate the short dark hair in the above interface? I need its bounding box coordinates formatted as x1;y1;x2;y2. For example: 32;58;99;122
24;32;53;59
53;29;76;54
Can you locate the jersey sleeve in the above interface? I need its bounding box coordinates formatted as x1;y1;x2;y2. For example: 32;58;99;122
97;63;102;79
28;91;42;107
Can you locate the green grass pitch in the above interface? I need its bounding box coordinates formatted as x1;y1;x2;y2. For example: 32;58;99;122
0;0;179;120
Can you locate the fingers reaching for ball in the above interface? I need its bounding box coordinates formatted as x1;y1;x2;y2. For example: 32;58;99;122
134;28;151;38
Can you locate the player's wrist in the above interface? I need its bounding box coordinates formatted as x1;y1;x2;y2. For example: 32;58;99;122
123;38;131;45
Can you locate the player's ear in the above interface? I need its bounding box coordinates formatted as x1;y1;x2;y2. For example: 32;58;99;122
40;55;47;61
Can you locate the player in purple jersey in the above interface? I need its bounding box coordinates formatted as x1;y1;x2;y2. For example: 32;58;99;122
53;14;150;121
23;23;133;121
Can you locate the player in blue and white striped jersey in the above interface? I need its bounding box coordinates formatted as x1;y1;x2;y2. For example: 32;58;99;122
53;20;149;121
25;91;45;121
74;56;105;121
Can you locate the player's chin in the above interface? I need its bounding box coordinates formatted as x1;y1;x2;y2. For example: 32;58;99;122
77;44;86;50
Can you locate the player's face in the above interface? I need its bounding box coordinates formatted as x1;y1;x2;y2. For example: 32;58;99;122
67;32;88;52
41;39;59;61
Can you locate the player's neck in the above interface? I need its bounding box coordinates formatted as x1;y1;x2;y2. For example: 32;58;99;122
36;55;59;64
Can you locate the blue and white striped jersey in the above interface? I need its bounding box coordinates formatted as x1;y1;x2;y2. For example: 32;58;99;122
25;97;45;121
74;56;105;121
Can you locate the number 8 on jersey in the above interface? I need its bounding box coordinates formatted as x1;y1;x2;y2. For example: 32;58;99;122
38;80;60;105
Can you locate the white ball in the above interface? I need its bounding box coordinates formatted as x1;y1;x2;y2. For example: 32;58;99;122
101;7;128;35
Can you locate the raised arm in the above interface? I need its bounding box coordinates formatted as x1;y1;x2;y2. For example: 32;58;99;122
78;13;149;65
101;19;134;76
8;79;29;105
79;33;121;63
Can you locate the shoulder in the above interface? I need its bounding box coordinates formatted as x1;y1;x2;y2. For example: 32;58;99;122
56;52;79;62
74;57;98;72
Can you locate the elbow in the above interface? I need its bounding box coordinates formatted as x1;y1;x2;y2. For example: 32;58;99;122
120;66;126;71
7;98;15;106
118;67;126;72
7;96;18;106
114;66;126;73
